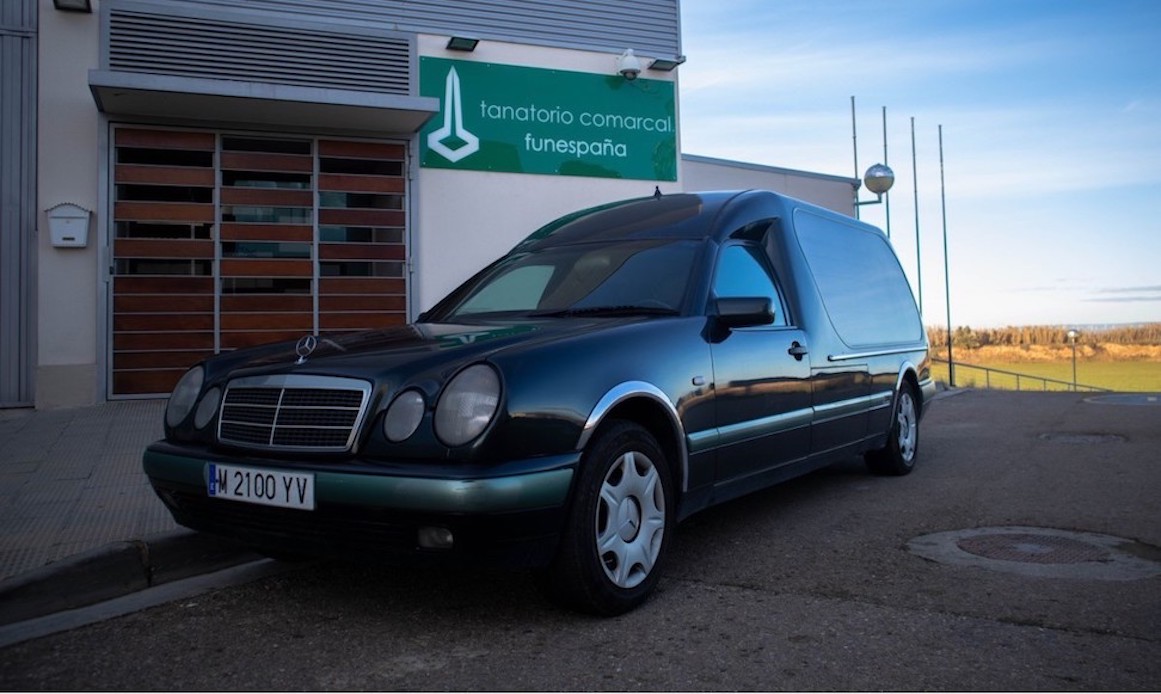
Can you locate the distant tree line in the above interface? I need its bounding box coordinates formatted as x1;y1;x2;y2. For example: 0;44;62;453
926;323;1161;349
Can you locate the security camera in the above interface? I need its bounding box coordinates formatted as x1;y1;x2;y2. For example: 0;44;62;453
617;49;642;80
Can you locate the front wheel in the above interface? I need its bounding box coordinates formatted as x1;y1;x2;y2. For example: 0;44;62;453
865;382;920;476
539;420;673;616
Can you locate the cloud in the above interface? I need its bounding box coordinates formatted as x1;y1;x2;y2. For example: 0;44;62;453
1095;285;1161;293
1084;296;1161;303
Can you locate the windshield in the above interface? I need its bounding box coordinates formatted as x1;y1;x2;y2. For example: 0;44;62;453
437;240;700;320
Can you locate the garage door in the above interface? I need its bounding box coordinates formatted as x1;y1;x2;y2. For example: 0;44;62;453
111;127;408;396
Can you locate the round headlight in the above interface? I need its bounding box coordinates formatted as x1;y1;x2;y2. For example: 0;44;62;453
194;386;221;430
383;389;425;442
165;366;204;428
434;364;501;447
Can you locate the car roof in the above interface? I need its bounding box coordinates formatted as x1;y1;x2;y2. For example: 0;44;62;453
513;190;771;251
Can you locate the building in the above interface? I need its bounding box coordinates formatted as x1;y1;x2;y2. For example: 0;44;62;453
0;0;856;409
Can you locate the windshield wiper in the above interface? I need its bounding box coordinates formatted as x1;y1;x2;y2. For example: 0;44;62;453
531;305;679;318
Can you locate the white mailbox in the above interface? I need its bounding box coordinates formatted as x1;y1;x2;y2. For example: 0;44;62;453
46;203;92;248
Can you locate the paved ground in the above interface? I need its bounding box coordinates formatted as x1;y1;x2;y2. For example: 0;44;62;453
0;389;1158;690
0;400;175;581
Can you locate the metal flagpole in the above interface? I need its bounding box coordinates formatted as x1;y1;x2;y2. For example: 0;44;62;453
851;96;860;219
939;124;954;387
911;116;923;317
883;106;891;238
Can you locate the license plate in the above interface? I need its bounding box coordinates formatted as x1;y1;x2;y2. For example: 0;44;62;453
207;463;315;511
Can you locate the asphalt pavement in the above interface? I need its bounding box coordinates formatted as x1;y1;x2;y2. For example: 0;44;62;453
0;388;1159;690
0;387;1157;690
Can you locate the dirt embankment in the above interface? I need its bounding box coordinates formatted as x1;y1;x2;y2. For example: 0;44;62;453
946;344;1161;363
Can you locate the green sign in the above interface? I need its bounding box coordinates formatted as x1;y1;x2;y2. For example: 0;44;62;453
419;57;677;181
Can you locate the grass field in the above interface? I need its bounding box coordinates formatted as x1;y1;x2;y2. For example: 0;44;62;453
931;358;1161;393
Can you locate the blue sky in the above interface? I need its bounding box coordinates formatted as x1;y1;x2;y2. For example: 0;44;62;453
678;0;1161;328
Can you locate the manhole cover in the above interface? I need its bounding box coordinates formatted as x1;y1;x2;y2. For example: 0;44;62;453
956;533;1109;564
908;526;1161;580
1085;394;1161;406
1037;432;1126;444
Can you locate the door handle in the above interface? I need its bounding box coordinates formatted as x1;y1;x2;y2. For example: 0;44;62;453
788;341;808;360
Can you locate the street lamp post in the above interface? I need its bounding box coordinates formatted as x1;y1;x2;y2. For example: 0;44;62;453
851;97;895;218
1067;329;1078;391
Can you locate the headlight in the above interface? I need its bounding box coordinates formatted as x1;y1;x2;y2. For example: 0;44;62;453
194;386;221;430
434;364;501;447
383;389;425;442
165;366;204;428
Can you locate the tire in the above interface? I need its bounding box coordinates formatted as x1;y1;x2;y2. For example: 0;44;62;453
539;419;673;616
865;381;920;476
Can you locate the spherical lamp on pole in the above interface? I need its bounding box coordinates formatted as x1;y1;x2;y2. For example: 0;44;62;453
856;163;895;214
864;163;895;197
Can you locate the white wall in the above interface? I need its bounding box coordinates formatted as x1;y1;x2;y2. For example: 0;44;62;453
682;155;855;215
412;35;681;312
36;0;102;407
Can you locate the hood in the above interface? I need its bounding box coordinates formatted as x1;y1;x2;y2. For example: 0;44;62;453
201;319;618;384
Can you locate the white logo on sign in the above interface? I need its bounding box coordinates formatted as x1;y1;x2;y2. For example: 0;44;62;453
427;67;480;163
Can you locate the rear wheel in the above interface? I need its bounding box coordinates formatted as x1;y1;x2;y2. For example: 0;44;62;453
865;382;919;476
540;420;672;615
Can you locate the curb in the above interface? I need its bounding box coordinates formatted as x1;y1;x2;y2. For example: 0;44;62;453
0;531;259;626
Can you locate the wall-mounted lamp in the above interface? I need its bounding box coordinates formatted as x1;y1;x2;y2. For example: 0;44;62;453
855;163;895;207
53;0;92;12
446;36;479;52
648;55;686;71
616;49;642;80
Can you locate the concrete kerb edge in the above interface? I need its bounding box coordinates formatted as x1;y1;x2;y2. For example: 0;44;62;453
0;530;259;626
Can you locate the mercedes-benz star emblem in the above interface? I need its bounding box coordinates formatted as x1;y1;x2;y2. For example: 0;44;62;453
295;334;318;364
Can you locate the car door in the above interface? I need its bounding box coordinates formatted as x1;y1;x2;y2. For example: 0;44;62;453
709;242;812;489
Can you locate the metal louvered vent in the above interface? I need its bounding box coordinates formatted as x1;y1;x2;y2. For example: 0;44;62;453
107;8;412;95
218;375;373;452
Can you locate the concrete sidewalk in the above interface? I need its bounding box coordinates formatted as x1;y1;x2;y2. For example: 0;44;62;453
0;400;255;624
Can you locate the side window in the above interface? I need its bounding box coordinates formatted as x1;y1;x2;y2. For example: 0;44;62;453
713;244;789;327
793;209;922;346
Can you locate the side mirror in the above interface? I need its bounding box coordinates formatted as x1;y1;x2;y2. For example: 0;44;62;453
715;297;774;329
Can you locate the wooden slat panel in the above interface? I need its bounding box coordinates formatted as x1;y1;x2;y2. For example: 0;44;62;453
318;207;404;227
318;173;405;194
116;165;215;186
112;370;187;396
114;314;215;332
319;313;405;330
220;188;313;206
115;201;214;223
114;277;214;294
110;130;411;397
319;244;405;261
319;209;405;226
320;278;406;294
116;129;214;150
319;295;406;312
114;332;215;351
220;259;313;277
220;313;313;331
113;351;213;370
319;141;405;159
221;331;303;349
220;223;313;242
220;152;312;172
114;239;214;259
221;295;313;312
115;295;214;313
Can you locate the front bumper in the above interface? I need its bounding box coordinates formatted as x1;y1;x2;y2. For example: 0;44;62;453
143;442;578;568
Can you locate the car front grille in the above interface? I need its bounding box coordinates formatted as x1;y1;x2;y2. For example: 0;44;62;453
217;374;372;452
